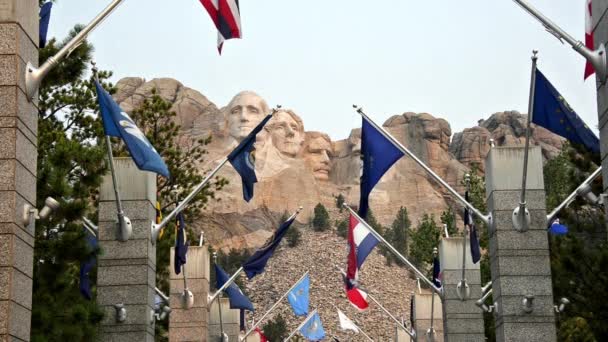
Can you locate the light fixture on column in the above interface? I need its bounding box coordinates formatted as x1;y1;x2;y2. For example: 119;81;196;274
114;303;127;323
522;294;535;313
554;297;570;313
22;197;60;226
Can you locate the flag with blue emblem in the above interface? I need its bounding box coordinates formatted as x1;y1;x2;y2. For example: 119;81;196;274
300;311;326;341
549;218;568;236
242;216;295;279
214;263;254;311
39;2;52;48
227;114;273;202
95;80;170;178
359;117;405;218
174;213;188;275
532;69;599;153
79;227;97;300
288;274;310;316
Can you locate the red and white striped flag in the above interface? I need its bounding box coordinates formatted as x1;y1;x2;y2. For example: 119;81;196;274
199;0;242;54
585;0;595;80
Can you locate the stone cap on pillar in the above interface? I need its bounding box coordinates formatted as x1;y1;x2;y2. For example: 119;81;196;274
100;157;156;203
439;237;479;271
170;246;210;281
485;146;544;197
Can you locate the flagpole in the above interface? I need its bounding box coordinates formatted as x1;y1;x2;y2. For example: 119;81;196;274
82;217;98;238
344;204;443;297
546;166;602;225
25;0;128;100
458;176;471;300
514;51;538;232
428;280;436;342
208;266;244;306
511;0;607;83
92;63;131;242
240;271;310;341
353;106;491;226
367;293;416;339
283;309;318;342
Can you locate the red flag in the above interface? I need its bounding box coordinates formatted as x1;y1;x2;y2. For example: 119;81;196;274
199;0;242;54
585;0;595;80
346;286;369;312
255;327;268;342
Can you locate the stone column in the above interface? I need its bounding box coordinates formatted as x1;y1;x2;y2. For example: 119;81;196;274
593;1;608;236
169;246;210;342
98;157;156;341
208;298;239;342
485;147;556;341
0;1;38;340
439;237;485;341
406;292;444;342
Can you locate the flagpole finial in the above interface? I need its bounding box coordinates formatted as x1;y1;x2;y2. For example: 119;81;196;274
532;50;539;61
433;247;438;257
296;206;304;214
352;105;364;114
213;251;218;264
271;105;282;116
91;61;99;78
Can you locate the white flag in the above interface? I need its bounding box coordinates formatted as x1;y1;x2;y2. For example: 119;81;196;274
337;309;359;333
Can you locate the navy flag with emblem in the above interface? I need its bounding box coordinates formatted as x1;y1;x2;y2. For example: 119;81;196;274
95;81;170;178
359;117;405;218
215;264;254;311
532;69;599;153
432;255;441;288
227;114;273;202
79;227;98;300
174;213;188;275
242;216;296;279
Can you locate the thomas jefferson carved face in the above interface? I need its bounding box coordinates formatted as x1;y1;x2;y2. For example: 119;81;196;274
266;110;304;157
302;133;332;181
225;91;269;141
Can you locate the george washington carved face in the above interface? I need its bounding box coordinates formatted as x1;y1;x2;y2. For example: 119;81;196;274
225;91;269;141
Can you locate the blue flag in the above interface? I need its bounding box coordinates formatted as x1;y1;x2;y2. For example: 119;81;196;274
300;311;326;341
242;217;296;279
359;117;404;218
79;228;97;300
288;274;310;316
174;213;188;275
549;219;568;236
95;81;170;178
39;2;52;48
215;264;254;311
228;114;273;202
465;191;481;264
432;255;441;288
532;69;599;153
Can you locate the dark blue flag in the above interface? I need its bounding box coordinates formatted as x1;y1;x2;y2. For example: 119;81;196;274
174;213;188;275
549;219;568;236
95;81;170;178
39;2;52;48
242;217;296;279
465;191;481;264
215;264;254;311
533;69;599;153
432;255;441;288
359;117;404;218
228;114;273;202
79;228;98;300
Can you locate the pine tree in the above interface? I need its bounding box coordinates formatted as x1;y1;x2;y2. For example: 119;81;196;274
389;206;411;266
261;314;288;341
312;203;330;231
440;208;458;236
32;26;109;341
408;214;440;273
336;218;348;239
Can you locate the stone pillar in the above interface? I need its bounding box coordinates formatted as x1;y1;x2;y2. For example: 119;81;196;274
439;237;485;341
208;298;239;342
485;147;556;341
98;158;156;341
407;292;444;342
593;1;608;236
0;1;38;340
169;246;210;341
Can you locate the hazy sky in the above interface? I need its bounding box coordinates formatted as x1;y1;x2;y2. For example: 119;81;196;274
48;0;599;140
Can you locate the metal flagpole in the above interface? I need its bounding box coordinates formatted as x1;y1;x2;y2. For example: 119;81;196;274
511;0;607;83
283;309;318;342
212;253;226;340
458;175;471;300
82;217;98;238
353;106;491;226
546;166;603;224
92;63;131;242
367;294;416;339
344;204;443;297
428;287;436;342
25;0;128;100
513;51;539;232
240;271;310;341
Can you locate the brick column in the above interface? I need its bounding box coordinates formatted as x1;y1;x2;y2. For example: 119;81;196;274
409;292;443;342
485;147;556;341
0;1;38;340
98;157;156;341
439;237;485;341
169;246;210;341
208;298;239;342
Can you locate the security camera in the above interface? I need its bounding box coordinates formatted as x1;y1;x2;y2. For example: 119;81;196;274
22;197;60;226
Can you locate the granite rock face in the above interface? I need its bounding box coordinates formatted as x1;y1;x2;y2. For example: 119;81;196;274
113;79;565;249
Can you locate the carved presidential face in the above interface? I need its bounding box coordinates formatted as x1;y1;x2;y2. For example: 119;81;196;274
267;110;304;157
303;134;333;181
226;91;269;141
